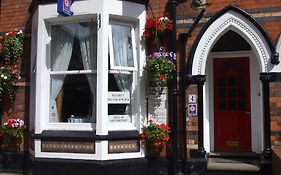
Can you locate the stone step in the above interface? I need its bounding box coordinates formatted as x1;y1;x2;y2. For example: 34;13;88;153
207;152;259;159
206;157;260;175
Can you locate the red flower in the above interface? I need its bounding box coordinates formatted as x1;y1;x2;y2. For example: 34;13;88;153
159;74;166;79
163;135;169;142
7;119;16;128
143;16;172;40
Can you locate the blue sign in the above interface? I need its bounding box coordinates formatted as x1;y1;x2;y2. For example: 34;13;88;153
188;104;197;116
57;0;74;16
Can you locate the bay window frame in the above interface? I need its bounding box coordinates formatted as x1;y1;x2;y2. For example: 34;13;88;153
108;20;139;131
108;21;138;71
33;0;146;136
44;15;98;131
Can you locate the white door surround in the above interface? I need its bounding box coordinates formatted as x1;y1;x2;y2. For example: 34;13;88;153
206;52;263;153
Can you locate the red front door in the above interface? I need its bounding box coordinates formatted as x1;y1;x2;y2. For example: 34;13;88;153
214;57;251;151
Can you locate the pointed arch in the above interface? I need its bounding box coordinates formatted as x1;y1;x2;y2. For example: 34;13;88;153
188;6;277;75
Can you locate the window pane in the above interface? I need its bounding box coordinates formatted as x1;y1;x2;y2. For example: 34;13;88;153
217;78;225;87
218;87;226;98
108;104;130;115
108;73;132;91
51;21;97;71
238;100;246;110
227;77;236;87
108;73;133;124
238;88;246;98
228;100;236;110
218;100;226;110
237;78;245;87
49;74;96;123
228;87;236;98
111;24;134;68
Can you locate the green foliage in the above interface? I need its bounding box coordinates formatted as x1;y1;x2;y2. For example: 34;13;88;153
0;118;25;148
0;29;23;102
146;48;176;88
140;120;171;157
2;30;24;64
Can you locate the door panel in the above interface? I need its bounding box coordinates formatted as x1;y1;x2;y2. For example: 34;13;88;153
214;57;251;151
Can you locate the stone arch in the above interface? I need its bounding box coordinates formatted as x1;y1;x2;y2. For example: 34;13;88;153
187;6;277;75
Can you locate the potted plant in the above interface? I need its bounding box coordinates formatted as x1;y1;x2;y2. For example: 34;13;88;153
145;47;176;88
0;118;25;171
140;120;171;158
0;118;25;151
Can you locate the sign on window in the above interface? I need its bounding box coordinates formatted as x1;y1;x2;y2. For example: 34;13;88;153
109;115;131;123
108;92;130;104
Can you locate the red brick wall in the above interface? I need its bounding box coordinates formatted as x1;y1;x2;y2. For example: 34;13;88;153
0;0;280;153
0;0;32;32
146;0;281;151
270;82;281;147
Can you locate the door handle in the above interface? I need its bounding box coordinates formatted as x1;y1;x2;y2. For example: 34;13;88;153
245;112;251;114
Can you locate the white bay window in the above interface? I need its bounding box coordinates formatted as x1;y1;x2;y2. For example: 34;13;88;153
31;0;146;134
31;0;146;160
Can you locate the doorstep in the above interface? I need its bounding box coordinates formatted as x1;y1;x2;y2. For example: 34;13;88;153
207;152;260;173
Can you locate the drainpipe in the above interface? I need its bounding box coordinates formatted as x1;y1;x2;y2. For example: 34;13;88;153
168;1;179;175
168;1;206;174
179;8;205;174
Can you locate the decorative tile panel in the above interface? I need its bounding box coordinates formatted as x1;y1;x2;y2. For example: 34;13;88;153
108;140;139;153
41;141;95;154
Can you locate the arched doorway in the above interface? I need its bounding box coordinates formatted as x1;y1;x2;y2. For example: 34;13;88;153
187;6;278;154
206;30;261;152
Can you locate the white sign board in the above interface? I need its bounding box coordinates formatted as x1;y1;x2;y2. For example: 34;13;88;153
108;92;130;104
109;115;131;123
189;94;197;103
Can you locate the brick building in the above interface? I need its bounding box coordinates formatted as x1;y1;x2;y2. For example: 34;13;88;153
0;0;281;175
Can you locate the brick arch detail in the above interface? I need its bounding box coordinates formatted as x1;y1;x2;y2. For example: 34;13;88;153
191;10;272;75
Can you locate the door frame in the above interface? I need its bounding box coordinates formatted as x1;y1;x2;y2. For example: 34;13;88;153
204;51;263;153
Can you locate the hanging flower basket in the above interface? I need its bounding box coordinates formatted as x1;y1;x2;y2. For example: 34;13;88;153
140;120;171;158
143;16;173;47
145;47;176;88
0;29;23;102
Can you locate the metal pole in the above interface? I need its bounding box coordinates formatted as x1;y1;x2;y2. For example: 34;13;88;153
178;8;205;173
168;1;178;175
196;75;206;156
179;34;188;174
260;73;272;174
